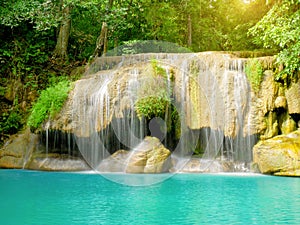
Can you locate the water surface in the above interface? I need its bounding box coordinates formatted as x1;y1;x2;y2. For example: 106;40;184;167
0;170;299;224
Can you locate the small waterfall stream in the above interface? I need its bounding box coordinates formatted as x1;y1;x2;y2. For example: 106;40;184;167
43;52;257;172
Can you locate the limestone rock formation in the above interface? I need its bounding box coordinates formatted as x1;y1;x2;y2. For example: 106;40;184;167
0;128;90;171
125;136;171;173
285;79;300;114
0;129;38;169
253;129;300;176
46;53;257;138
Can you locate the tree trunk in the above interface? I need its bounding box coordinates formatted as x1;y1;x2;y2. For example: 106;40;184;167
93;0;114;58
187;14;192;48
93;22;108;57
53;4;71;62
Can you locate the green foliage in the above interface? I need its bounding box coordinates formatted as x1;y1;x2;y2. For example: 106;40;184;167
0;110;22;135
245;59;263;93
27;81;71;130
0;86;6;96
0;31;55;91
248;0;300;80
134;61;171;120
135;95;170;120
0;0;60;31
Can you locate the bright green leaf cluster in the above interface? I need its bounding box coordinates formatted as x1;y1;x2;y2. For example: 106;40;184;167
27;80;71;130
248;0;300;79
0;0;60;30
135;95;170;120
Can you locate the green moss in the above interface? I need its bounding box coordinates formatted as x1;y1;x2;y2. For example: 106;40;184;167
27;80;72;130
245;59;263;93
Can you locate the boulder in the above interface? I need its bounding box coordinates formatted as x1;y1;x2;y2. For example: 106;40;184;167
0;129;38;169
97;150;129;172
126;136;171;173
253;129;300;176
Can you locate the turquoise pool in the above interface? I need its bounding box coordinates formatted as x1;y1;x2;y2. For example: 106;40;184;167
0;170;299;224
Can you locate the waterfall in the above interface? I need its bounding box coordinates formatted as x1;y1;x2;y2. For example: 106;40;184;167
222;58;255;165
45;52;258;172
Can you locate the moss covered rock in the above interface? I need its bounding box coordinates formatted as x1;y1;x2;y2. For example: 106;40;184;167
253;129;300;176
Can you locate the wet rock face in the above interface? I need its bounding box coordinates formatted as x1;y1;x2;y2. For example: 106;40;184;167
253;129;300;176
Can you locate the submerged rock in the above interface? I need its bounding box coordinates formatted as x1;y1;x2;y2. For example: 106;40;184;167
253;129;300;176
172;157;250;173
177;158;233;173
27;155;90;171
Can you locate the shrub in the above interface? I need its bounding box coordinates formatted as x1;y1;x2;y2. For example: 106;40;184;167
135;95;170;120
27;80;71;130
0;110;22;135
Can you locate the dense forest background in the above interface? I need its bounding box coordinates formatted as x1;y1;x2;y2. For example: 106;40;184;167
0;0;299;146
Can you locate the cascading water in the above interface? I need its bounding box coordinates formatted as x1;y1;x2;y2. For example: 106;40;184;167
44;52;258;172
222;58;256;167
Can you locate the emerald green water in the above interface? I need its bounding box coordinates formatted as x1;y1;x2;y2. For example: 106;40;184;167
0;170;299;225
